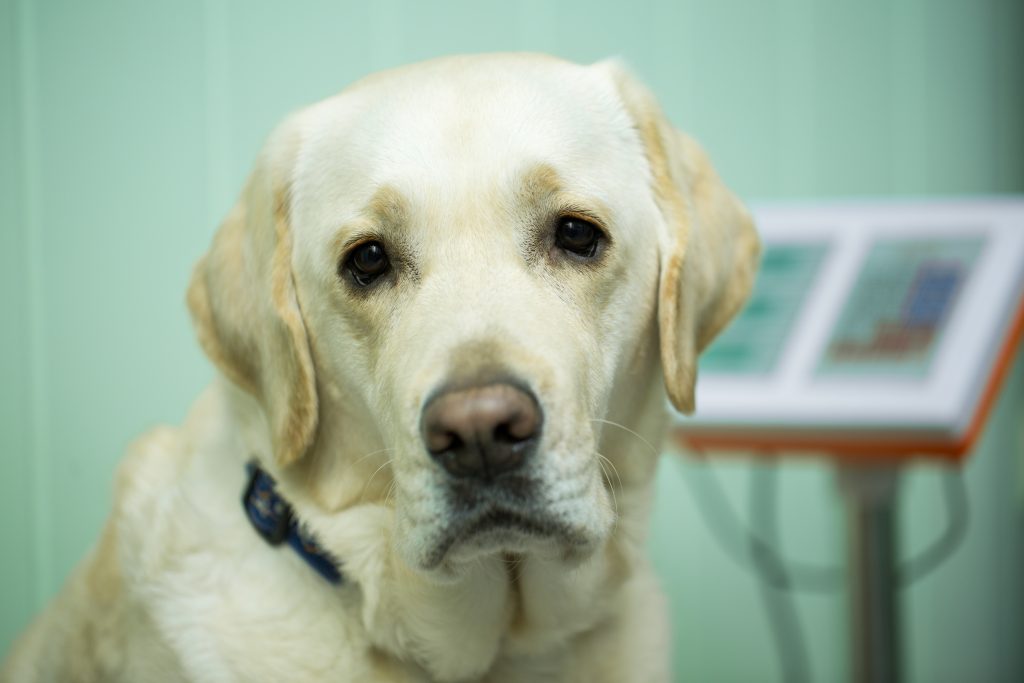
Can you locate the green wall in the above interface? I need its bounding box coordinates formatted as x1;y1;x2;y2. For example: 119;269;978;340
2;1;1022;681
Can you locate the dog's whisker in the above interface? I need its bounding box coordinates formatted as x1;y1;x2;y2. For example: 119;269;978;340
359;458;395;502
351;447;396;468
596;460;611;511
383;480;399;508
596;452;624;492
590;418;660;458
595;452;619;519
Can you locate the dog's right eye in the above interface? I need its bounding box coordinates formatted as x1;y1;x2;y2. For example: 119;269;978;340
554;215;604;259
342;241;390;286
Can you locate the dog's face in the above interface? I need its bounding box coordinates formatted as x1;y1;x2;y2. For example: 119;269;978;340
292;56;663;571
188;54;759;574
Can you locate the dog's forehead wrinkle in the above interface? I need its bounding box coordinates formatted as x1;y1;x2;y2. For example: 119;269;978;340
294;65;647;228
356;58;605;139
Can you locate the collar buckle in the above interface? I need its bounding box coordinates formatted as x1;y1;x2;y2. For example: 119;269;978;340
243;462;294;546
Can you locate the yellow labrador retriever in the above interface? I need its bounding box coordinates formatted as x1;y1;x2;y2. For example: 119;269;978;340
2;53;758;682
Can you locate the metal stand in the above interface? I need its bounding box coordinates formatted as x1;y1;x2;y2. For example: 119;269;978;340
837;464;901;683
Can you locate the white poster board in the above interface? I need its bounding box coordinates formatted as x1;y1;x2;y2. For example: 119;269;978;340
676;199;1024;457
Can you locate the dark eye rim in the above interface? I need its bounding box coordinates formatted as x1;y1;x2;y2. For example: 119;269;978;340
340;238;391;287
553;213;608;260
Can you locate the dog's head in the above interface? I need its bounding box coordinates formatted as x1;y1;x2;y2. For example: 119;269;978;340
188;54;758;574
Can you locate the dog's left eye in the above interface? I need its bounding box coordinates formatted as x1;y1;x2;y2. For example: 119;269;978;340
555;216;603;259
343;241;390;286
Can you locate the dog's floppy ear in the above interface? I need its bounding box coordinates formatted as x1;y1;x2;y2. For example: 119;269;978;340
604;62;760;413
186;121;318;467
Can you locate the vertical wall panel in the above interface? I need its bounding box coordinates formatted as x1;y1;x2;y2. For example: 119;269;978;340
809;0;898;196
222;0;377;192
922;2;997;194
775;0;823;197
992;0;1024;192
890;0;931;194
652;0;786;198
0;0;38;652
30;0;212;593
201;0;233;229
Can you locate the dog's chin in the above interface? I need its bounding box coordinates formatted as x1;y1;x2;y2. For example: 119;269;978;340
403;507;606;579
448;512;596;564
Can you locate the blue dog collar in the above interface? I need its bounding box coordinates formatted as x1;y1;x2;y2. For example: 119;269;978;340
242;461;343;585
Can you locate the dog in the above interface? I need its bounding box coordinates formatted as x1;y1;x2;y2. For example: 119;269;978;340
1;53;758;682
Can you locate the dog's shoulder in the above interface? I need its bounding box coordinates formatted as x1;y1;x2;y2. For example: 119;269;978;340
1;423;190;683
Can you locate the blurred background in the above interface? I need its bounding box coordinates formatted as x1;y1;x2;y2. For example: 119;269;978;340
1;1;1022;681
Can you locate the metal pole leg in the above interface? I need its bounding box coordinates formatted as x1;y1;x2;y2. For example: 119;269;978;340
838;464;901;683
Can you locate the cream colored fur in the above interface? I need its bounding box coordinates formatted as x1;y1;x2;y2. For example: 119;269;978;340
2;54;758;683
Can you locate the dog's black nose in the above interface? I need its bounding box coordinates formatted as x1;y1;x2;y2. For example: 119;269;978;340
421;382;541;480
